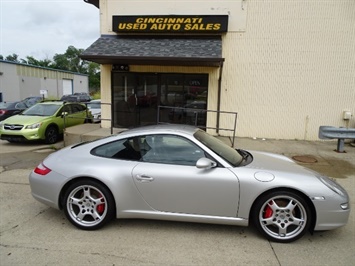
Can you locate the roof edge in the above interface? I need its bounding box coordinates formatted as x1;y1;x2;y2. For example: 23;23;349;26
80;55;224;67
83;0;99;9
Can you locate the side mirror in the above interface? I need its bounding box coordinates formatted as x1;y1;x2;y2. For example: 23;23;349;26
61;111;68;118
196;158;217;169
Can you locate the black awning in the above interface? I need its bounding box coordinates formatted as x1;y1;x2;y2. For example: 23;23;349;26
80;35;224;67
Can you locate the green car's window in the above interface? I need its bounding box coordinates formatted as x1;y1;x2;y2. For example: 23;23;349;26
59;105;71;115
72;104;85;113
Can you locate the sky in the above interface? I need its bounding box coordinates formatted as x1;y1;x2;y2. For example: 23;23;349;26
0;0;100;60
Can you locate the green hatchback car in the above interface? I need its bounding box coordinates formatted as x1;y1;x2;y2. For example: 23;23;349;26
0;101;91;144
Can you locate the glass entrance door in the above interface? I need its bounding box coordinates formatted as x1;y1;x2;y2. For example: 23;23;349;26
112;72;208;128
136;75;159;126
112;73;158;128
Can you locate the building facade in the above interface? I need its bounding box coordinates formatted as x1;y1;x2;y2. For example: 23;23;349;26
0;60;89;102
82;0;355;140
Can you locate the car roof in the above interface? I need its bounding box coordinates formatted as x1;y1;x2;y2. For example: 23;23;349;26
119;124;199;137
38;101;65;105
36;101;84;106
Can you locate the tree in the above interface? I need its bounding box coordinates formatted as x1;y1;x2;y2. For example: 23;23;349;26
52;46;101;91
21;56;53;68
52;46;86;73
5;53;20;63
87;62;101;91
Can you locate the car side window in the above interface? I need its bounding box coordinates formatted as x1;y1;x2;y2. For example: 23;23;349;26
60;105;72;115
91;138;142;161
16;102;27;109
72;104;84;113
142;134;206;166
91;135;206;165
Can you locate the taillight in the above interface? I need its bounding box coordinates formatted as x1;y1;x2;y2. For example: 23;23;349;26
0;110;7;115
34;163;51;175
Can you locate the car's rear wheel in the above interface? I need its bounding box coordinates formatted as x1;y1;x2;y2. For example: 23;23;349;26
252;190;311;243
45;126;59;144
63;180;115;230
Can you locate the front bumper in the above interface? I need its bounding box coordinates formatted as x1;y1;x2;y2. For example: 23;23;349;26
0;128;43;141
312;194;350;231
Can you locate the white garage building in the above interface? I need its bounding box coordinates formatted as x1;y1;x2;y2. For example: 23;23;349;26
0;60;89;102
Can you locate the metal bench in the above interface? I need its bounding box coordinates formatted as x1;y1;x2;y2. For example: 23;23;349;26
319;126;355;152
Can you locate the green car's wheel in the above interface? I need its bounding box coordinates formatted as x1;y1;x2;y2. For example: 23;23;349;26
45;126;59;144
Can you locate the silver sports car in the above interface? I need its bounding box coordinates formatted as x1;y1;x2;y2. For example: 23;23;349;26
29;124;350;243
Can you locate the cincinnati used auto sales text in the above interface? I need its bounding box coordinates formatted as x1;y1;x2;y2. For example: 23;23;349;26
117;17;222;31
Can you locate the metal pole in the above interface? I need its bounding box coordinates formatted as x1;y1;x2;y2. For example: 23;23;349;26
216;61;224;134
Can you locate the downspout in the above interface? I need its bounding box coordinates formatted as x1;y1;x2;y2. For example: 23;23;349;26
216;61;224;135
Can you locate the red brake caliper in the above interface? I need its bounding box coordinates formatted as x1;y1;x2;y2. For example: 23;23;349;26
96;193;105;214
263;202;273;218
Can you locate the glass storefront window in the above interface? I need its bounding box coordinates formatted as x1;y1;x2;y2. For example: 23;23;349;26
112;72;208;128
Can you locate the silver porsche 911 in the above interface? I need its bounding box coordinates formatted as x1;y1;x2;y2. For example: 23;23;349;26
29;124;350;243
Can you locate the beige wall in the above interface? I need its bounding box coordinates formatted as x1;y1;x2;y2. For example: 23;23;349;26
220;0;355;140
97;0;355;140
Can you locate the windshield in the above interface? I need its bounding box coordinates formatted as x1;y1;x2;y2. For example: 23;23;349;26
22;104;61;116
194;130;243;167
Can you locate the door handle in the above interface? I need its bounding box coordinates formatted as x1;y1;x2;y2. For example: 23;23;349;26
136;174;154;182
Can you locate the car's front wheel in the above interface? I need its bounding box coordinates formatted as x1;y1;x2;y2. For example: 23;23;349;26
63;180;115;230
252;190;311;243
45;126;59;144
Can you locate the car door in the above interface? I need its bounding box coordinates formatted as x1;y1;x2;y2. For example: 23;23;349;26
131;134;240;217
65;103;86;127
59;104;75;128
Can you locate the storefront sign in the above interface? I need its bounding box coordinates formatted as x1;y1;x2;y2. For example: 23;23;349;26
112;15;228;33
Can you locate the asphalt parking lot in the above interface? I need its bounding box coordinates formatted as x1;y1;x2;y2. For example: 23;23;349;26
0;138;354;265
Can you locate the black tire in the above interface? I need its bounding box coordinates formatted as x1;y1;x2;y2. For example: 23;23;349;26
45;126;59;144
252;190;311;243
63;180;115;230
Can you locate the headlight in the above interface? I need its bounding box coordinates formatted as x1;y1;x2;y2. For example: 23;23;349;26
25;122;42;129
318;176;347;197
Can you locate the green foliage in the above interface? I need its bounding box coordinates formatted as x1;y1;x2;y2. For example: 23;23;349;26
21;56;53;68
91;91;101;100
1;46;101;91
5;53;20;62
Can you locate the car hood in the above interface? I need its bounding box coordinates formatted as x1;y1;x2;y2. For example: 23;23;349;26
244;150;314;176
1;114;48;125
